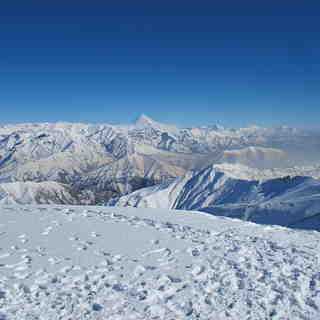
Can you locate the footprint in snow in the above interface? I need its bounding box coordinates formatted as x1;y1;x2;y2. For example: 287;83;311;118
14;264;29;272
150;239;160;245
51;220;61;226
112;254;123;262
0;253;10;259
167;275;183;283
90;232;101;238
191;265;206;276
133;265;146;277
81;210;93;218
59;265;74;274
187;247;201;257
69;235;80;241
35;246;46;256
18;234;29;243
48;257;62;265
41;226;53;236
77;245;88;251
143;247;172;258
21;254;32;264
64;208;74;213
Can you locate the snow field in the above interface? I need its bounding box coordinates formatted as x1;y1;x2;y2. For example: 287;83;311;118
0;205;319;319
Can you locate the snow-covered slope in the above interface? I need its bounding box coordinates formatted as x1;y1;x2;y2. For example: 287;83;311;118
0;181;94;205
112;164;320;230
0;205;320;319
78;152;187;202
109;172;194;209
1;116;320;204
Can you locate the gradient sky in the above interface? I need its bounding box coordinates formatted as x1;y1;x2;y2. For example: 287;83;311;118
0;2;320;128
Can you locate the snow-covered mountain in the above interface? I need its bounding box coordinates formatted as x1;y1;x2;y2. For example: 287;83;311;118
111;163;320;230
1;116;319;204
1;205;320;319
0;181;94;205
2;120;320;319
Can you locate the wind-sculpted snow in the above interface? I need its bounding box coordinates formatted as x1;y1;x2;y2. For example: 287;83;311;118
0;205;320;319
112;164;320;230
1;116;320;204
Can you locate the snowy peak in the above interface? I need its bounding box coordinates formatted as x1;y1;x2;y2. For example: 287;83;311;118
134;114;156;127
134;114;178;133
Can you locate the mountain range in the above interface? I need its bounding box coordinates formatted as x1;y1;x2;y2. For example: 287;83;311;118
2;116;320;318
0;115;320;205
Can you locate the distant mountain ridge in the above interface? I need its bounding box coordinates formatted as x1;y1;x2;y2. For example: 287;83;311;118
0;115;319;204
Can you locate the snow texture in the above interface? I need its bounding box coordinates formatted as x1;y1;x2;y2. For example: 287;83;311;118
0;205;320;319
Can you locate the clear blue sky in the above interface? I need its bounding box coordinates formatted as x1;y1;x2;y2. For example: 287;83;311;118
0;1;319;128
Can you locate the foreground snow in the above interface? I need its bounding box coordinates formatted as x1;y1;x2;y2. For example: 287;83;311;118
0;205;320;319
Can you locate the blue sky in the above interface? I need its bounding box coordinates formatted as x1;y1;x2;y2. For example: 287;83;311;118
0;1;319;128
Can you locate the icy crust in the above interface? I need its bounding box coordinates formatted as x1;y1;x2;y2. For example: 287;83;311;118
0;205;320;319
